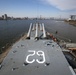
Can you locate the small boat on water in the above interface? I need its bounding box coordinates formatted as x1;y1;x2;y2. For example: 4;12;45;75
0;23;76;75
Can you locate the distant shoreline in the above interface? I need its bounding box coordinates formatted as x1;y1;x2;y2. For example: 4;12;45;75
65;20;76;26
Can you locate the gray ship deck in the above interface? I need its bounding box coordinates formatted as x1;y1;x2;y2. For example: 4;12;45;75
0;23;75;75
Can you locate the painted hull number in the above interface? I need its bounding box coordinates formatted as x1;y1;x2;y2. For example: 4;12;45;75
26;50;45;64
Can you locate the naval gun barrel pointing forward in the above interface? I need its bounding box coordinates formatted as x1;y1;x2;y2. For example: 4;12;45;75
40;24;42;31
35;23;39;39
26;23;32;39
42;23;46;38
32;24;35;30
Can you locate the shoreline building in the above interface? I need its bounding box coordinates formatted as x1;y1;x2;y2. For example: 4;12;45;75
70;15;76;20
4;14;7;20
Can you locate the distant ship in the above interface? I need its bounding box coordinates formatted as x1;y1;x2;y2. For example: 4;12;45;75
0;23;76;75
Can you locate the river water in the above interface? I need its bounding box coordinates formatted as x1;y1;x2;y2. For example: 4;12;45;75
0;19;76;51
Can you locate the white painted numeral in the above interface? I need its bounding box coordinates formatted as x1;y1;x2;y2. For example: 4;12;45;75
26;50;35;63
25;50;45;64
36;51;45;63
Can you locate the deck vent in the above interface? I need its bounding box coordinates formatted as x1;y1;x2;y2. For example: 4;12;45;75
23;62;29;66
12;67;19;71
45;62;50;66
13;50;17;53
0;65;2;70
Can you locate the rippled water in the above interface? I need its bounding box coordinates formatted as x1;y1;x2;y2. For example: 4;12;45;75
0;19;76;51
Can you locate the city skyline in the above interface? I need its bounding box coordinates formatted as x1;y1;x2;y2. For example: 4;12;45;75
0;0;76;18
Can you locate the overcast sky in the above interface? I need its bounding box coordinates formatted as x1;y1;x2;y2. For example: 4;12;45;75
0;0;76;18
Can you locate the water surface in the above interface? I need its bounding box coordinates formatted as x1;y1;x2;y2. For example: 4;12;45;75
0;20;76;51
